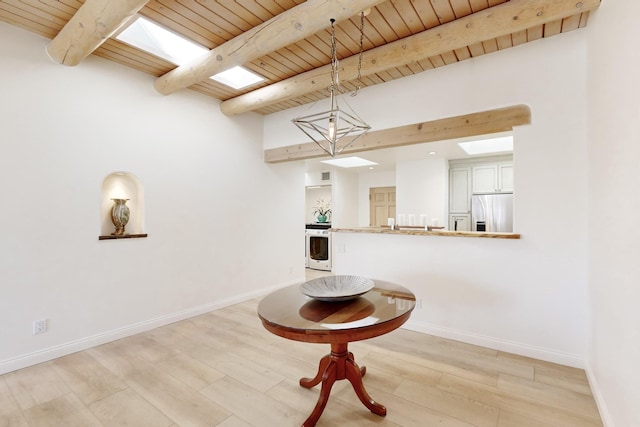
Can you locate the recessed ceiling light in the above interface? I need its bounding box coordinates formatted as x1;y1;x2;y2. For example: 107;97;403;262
458;136;513;155
320;157;379;168
428;151;437;155
210;66;265;90
116;17;208;65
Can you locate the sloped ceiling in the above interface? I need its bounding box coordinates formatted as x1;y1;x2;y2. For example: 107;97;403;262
1;0;599;116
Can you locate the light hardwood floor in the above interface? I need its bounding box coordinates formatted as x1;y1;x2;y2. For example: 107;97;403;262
1;272;602;426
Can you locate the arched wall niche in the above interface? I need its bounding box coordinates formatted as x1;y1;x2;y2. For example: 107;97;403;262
100;172;146;238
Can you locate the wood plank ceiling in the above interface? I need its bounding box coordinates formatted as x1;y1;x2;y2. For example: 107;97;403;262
0;0;599;116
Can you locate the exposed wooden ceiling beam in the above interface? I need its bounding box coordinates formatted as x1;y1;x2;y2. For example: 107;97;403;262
47;0;148;66
222;0;600;116
264;105;531;163
153;0;386;96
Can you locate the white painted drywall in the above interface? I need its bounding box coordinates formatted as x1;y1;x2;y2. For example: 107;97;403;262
0;22;304;373
331;170;359;228
396;158;447;228
586;2;640;426
305;186;331;224
265;30;589;367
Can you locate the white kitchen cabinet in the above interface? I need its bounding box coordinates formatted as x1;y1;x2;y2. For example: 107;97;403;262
498;163;513;192
472;165;497;194
449;156;513;226
472;162;513;193
449;214;471;231
449;167;471;213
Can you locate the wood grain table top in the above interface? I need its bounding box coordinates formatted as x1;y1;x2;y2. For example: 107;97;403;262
258;280;416;344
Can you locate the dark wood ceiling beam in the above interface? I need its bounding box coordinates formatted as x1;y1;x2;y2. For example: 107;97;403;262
264;105;531;163
46;0;149;66
221;0;600;116
153;0;387;96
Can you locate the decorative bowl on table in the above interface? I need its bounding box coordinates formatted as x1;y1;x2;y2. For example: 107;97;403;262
300;275;375;302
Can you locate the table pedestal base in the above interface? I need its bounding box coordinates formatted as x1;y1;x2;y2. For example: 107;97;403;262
299;342;386;427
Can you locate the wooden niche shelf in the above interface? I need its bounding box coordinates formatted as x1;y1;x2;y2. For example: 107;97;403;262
99;234;148;241
100;171;146;240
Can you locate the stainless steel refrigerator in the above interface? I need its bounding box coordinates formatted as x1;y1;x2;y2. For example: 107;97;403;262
471;193;513;232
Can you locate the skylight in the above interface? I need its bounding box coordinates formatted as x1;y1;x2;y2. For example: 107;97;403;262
210;66;265;90
320;157;379;168
117;17;265;90
458;136;513;155
116;17;208;65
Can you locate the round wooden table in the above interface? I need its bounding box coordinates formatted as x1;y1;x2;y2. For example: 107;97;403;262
257;279;415;427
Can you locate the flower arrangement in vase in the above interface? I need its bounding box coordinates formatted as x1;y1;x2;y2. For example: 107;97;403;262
313;198;331;223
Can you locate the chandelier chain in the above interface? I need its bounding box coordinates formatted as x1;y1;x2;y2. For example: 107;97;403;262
291;16;371;157
353;11;365;96
329;18;339;93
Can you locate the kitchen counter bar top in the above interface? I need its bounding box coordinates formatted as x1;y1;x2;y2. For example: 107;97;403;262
331;227;521;239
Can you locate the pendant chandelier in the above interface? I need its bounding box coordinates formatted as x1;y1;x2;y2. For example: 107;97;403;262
292;14;370;157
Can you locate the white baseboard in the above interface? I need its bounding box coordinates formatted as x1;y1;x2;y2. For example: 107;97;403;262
584;361;614;427
2;283;586;375
403;319;585;369
0;280;298;375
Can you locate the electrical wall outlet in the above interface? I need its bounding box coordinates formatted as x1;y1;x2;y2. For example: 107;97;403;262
33;319;47;335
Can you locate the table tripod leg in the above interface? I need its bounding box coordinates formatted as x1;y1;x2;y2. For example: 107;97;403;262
300;354;331;388
302;360;338;427
345;357;386;416
299;343;385;425
347;352;367;377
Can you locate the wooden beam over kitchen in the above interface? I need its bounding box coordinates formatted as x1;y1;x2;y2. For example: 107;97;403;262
154;0;386;96
47;0;148;66
222;0;599;115
264;105;531;163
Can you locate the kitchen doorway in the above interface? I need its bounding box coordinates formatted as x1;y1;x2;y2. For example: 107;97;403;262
369;186;396;227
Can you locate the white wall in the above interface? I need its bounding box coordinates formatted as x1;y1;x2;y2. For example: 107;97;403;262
331;170;359;228
396;158;447;227
0;22;304;373
587;2;640;426
305;186;332;224
265;30;589;366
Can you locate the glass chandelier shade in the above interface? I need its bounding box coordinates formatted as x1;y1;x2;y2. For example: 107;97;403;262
292;18;370;157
